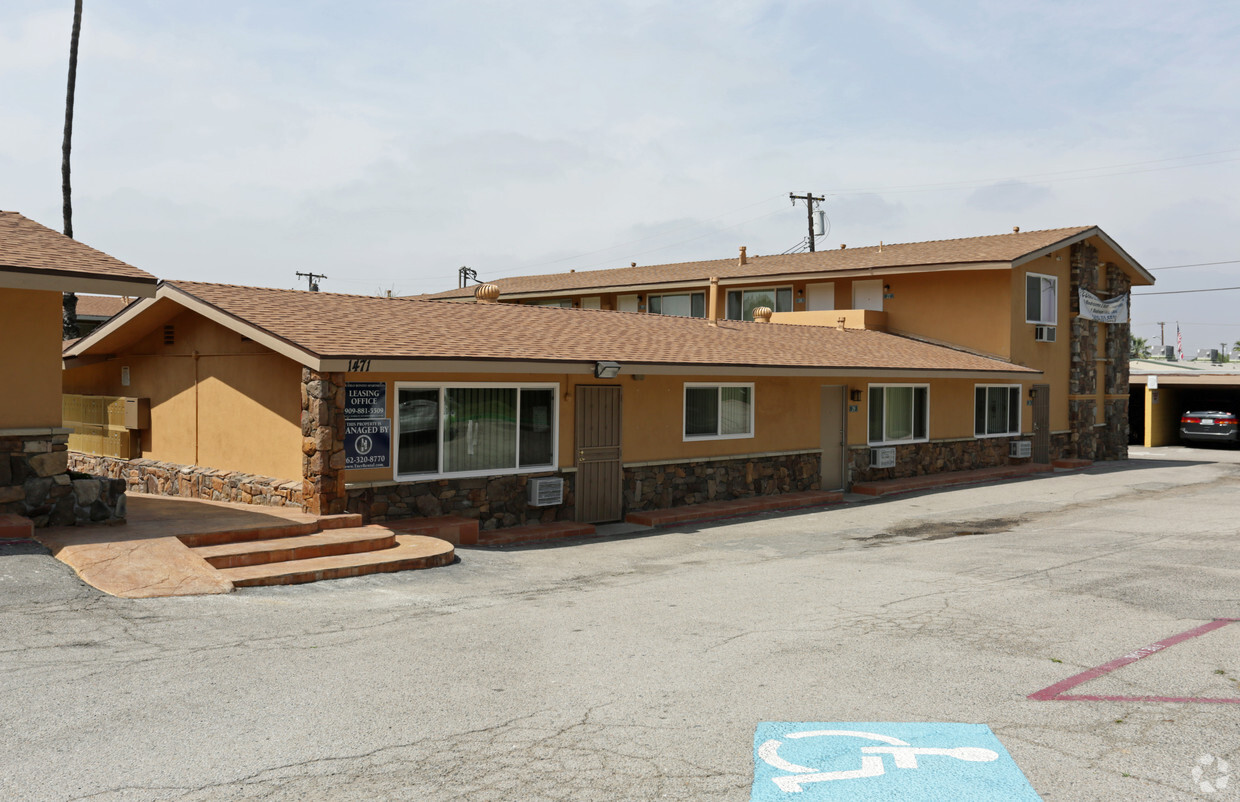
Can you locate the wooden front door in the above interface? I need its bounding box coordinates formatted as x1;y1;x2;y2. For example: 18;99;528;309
1031;384;1051;463
819;385;845;490
575;386;623;523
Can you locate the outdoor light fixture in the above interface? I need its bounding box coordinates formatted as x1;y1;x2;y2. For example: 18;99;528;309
850;389;862;402
595;361;622;379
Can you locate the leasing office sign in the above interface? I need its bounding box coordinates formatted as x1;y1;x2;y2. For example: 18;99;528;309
344;382;391;470
1078;289;1129;323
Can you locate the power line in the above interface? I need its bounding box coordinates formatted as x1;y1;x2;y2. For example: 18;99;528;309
1134;285;1240;296
1150;259;1240;271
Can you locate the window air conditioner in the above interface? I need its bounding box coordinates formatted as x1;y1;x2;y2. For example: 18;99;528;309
1009;440;1032;459
1034;325;1056;343
527;477;564;507
869;447;896;469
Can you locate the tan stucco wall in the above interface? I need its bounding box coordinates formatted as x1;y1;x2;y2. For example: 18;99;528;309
63;309;303;480
1009;246;1072;433
0;288;64;429
343;370;1033;484
1146;384;1182;446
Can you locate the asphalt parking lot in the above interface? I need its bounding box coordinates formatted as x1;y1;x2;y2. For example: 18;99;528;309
1;445;1237;801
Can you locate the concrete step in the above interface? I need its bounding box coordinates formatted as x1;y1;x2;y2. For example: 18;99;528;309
217;535;455;587
475;520;595;547
850;463;1053;497
193;526;396;569
0;514;34;541
626;490;844;528
177;513;365;548
386;515;480;546
1052;458;1093;470
316;513;365;530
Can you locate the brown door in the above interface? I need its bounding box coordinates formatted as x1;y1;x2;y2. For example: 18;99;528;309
819;385;845;490
1031;384;1051;463
575;386;623;523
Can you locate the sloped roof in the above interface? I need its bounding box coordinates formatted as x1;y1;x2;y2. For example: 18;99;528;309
423;225;1149;299
0;211;158;292
74;295;132;319
68;280;1037;378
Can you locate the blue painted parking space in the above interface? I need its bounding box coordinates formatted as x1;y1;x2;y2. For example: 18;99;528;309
751;722;1041;801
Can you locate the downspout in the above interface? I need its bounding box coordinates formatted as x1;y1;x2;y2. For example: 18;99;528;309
193;349;200;465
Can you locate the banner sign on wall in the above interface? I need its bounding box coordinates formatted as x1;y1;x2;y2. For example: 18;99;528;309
344;382;390;469
345;418;391;470
1078;289;1128;323
345;382;387;419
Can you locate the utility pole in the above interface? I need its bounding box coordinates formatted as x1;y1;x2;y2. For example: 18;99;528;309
458;266;479;289
789;192;825;252
295;271;327;292
1157;321;1165;349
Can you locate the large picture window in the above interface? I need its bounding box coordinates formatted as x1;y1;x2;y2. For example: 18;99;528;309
726;288;793;321
975;385;1021;437
868;384;928;444
396;383;557;479
1025;273;1057;325
684;383;754;440
649;292;706;318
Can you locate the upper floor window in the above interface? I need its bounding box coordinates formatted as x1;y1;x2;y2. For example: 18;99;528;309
868;384;928;445
649;292;705;318
531;299;572;308
726;288;792;321
684;383;754;440
1025;273;1057;325
975;385;1021;437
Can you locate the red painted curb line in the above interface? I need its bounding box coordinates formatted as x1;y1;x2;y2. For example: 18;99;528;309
1029;618;1240;704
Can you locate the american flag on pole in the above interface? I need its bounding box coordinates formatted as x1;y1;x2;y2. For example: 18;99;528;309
1177;324;1184;360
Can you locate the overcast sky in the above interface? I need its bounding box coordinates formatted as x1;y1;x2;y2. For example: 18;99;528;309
3;1;1239;353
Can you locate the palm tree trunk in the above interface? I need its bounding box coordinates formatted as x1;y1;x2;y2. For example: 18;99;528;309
62;0;83;339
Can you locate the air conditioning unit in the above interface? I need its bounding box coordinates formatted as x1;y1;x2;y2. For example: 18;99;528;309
1034;325;1056;343
527;477;564;507
1009;440;1032;459
869;447;896;469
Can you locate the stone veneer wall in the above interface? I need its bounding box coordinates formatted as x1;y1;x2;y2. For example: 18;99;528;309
68;453;303;507
347;472;576;530
848;434;1073;484
3;429;125;526
301;368;346;516
623;452;820;512
1068;242;1130;462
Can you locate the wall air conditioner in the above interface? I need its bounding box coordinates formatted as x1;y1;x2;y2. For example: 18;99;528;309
869;447;896;469
527;477;564;507
1009;440;1032;459
1034;325;1056;343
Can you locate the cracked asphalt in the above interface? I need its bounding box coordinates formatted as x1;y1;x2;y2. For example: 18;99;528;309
1;445;1237;801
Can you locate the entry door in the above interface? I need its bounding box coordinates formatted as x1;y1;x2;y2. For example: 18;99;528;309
1031;384;1051;463
806;282;835;312
575;386;623;523
853;279;883;311
819;385;845;490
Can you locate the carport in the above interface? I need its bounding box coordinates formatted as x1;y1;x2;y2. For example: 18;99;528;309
1131;359;1240;446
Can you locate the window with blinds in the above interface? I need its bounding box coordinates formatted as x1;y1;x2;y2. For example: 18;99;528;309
684;383;754;440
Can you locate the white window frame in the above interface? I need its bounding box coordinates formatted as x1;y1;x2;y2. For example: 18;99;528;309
725;286;794;320
648;292;706;318
867;383;930;445
683;382;755;441
974;384;1022;438
393;381;559;481
1025;272;1058;325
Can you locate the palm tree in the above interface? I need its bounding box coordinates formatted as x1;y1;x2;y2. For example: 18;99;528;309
61;0;84;339
1129;334;1152;359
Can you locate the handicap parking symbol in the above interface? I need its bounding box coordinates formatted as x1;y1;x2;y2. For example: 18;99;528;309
752;722;1041;801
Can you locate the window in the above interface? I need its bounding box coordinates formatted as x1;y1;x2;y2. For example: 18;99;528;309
648;292;705;318
1025;273;1057;325
726;287;793;321
684;383;754;440
530;299;572;307
868;385;928;444
975;385;1021;437
395;383;557;478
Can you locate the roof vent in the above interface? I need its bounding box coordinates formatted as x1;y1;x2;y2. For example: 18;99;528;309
840;243;847;250
752;306;772;324
1013;226;1020;233
163;324;175;345
474;283;501;304
739;246;748;266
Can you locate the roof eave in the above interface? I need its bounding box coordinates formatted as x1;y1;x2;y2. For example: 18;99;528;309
1010;226;1154;285
0;266;158;296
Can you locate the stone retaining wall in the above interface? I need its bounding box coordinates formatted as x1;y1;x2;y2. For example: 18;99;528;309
848;435;1073;484
623;453;820;512
68;453;303;507
347;472;576;530
2;429;125;526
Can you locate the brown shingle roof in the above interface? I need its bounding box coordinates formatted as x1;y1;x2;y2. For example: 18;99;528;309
156;281;1034;375
423;226;1096;299
0;211;157;283
74;295;132;319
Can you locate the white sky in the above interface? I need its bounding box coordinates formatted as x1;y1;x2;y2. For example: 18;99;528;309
3;1;1239;353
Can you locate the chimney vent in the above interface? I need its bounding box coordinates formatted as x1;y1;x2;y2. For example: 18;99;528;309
474;283;501;304
840;243;847;250
739;246;748;266
752;306;772;324
1013;226;1020;233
